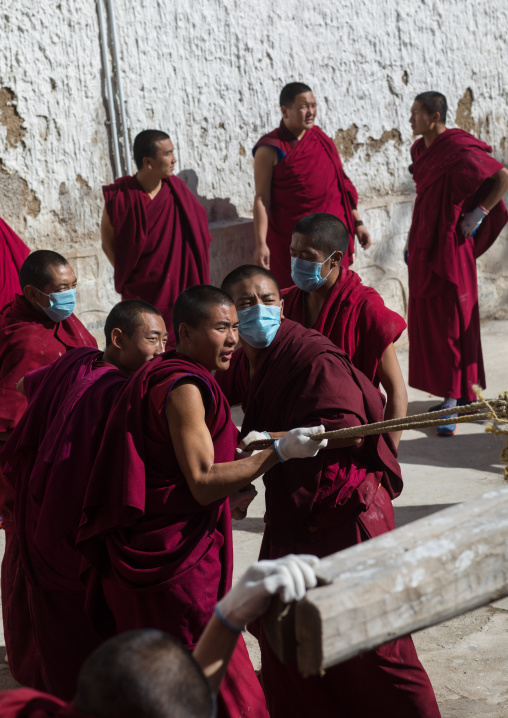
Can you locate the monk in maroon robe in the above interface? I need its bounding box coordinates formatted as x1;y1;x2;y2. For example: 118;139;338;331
77;286;328;718
253;82;371;288
283;212;408;446
0;217;30;310
0;251;96;688
219;265;441;718
101;130;212;348
1;301;167;699
407;92;508;430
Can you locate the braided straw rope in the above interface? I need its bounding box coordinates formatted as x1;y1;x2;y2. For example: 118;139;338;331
247;387;508;477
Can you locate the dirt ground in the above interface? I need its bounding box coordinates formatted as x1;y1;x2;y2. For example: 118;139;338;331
1;318;507;716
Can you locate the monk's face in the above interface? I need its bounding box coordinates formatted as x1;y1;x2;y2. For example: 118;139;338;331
179;304;239;372
290;232;342;278
229;274;282;314
146;138;177;178
25;262;77;312
281;92;317;135
410;101;439;137
117;313;168;374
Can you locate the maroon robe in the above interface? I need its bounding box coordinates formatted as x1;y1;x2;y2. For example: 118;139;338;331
408;128;507;401
0;218;30;310
0;297;97;688
1;348;127;700
103;175;212;347
253;122;358;288
282;267;406;384
217;320;440;718
0;689;90;718
77;352;269;718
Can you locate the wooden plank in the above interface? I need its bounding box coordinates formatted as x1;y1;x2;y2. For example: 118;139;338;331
262;486;508;677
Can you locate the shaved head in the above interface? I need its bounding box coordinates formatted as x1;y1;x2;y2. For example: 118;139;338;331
280;82;313;108
221;265;280;300
293;213;349;257
173;285;234;342
414;91;448;124
19;250;71;292
75;629;215;718
133;129;171;170
104;299;163;347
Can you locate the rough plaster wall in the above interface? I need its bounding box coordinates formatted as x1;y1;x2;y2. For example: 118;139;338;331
0;0;507;340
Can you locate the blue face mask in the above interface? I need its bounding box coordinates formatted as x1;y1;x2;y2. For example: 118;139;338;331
291;253;335;292
38;287;77;322
237;304;281;348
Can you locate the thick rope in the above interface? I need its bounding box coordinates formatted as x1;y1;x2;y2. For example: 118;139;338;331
246;388;508;478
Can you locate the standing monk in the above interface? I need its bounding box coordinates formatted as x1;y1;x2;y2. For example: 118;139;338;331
0;250;97;688
0;217;30;309
253;81;371;288
407;91;508;435
218;265;440;718
1;300;167;700
101;130;212;348
77;285;324;718
283;213;407;446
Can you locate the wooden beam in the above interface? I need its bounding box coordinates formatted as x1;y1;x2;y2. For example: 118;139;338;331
262;486;508;677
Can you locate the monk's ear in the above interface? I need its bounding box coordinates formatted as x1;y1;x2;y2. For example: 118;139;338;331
279;299;284;321
110;328;124;350
142;155;153;170
281;104;289;119
178;322;191;344
23;285;39;303
331;251;343;267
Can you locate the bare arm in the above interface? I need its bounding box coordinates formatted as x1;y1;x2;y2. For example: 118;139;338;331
192;614;238;693
16;378;25;396
253;146;277;270
482;167;508;211
375;343;408;448
101;206;115;267
165;381;280;506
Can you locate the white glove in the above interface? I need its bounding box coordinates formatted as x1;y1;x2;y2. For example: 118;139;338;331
460;205;488;238
239;430;271;450
275;425;327;462
215;554;319;631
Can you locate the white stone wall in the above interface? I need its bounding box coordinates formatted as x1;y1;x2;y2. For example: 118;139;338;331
1;0;507;342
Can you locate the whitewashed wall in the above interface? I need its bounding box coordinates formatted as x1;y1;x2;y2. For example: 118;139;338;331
1;0;507;343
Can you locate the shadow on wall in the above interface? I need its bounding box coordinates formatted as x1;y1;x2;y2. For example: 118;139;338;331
178;168;256;287
178;169;239;222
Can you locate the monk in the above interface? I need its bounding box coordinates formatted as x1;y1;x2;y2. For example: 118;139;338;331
253;81;371;288
218;265;441;718
283;212;407;446
1;300;167;700
0;216;30;309
101;129;212;348
407;91;508;435
77;284;326;718
0;555;318;718
0;250;97;687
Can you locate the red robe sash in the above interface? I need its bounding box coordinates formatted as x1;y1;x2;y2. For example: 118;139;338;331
1;348;126;699
0;217;30;310
0;689;90;718
103;175;212;347
408;129;507;400
77;351;268;718
0;301;96;688
282;268;406;383
253;122;358;288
